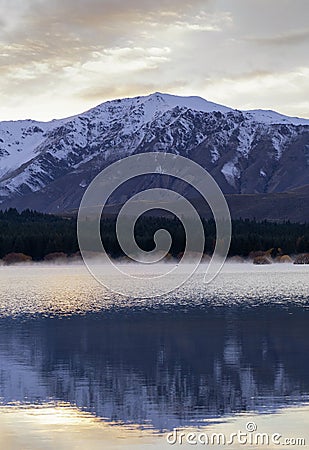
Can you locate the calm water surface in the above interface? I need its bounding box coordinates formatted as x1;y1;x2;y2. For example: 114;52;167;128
0;263;308;448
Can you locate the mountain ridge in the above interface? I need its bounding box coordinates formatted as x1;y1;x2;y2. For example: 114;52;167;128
0;92;308;218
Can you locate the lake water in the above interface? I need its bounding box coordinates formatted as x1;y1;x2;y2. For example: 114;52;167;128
0;263;308;449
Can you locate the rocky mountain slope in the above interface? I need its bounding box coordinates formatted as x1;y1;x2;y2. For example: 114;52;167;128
0;92;308;216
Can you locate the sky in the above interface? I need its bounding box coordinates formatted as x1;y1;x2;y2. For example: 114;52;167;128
0;0;308;121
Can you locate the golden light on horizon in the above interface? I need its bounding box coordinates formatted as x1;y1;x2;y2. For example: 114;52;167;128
0;0;308;121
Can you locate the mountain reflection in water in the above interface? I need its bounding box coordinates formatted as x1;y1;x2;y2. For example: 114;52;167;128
0;307;308;431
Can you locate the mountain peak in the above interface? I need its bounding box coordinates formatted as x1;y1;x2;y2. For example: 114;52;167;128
86;92;309;126
0;91;308;216
127;91;232;114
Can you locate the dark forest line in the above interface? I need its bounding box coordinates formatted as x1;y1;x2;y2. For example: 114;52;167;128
0;208;308;262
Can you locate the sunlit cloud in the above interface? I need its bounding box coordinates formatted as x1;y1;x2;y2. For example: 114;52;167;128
0;0;308;121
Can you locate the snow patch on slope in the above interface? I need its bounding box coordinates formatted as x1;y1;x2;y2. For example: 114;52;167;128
245;110;309;126
221;161;241;187
149;92;232;114
237;123;256;158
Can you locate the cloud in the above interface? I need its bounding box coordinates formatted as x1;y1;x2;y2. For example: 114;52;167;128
248;30;309;46
199;68;309;118
0;0;308;120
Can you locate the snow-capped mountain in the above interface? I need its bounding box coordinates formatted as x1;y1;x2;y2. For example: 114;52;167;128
0;92;308;213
